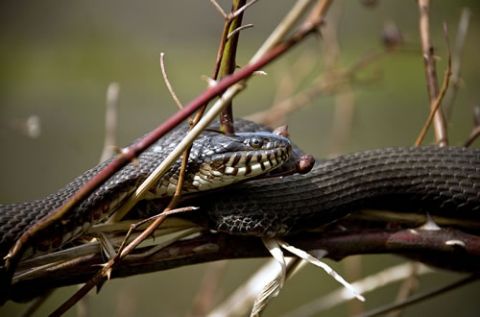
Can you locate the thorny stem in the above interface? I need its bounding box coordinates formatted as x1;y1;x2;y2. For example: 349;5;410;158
10;226;480;299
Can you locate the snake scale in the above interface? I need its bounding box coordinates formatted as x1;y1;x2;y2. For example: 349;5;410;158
1;119;479;268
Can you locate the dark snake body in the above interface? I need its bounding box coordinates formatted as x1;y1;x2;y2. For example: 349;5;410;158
201;146;480;237
1;120;479;259
0;120;291;261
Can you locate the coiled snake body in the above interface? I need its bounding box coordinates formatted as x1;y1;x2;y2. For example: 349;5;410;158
0;120;291;261
1;119;479;263
203;146;480;236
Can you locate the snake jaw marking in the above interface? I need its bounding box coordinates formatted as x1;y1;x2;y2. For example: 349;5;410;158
192;132;292;191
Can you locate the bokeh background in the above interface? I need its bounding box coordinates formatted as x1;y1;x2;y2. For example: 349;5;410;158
1;1;479;316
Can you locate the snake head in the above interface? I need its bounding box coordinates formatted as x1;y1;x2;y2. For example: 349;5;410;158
192;131;292;190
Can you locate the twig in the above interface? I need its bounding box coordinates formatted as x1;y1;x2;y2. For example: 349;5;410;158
99;82;119;162
464;125;480;147
115;207;197;254
417;0;448;146
415;23;452;146
209;0;227;18
218;0;248;135
231;0;258;19
160;53;183;109
227;23;254;40
359;275;479;317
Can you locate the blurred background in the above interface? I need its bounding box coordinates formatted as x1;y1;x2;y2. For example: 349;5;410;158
1;1;479;316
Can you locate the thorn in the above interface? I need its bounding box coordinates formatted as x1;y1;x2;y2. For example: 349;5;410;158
252;70;268;76
419;213;441;231
201;75;218;88
445;240;466;248
105;267;113;281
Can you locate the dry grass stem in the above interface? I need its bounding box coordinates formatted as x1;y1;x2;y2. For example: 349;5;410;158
417;0;448;145
160;53;183;109
230;0;258;19
227;23;254;40
209;0;227;18
415;23;452;146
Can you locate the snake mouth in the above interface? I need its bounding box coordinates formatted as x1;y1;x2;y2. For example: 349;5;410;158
222;146;291;176
192;145;291;190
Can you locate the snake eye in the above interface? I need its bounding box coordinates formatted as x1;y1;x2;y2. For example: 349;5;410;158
248;137;264;149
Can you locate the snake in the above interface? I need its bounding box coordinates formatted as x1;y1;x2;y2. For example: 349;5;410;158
0;119;479;274
0;119;292;264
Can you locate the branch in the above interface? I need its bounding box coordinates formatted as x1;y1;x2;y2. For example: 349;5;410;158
9;224;480;302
